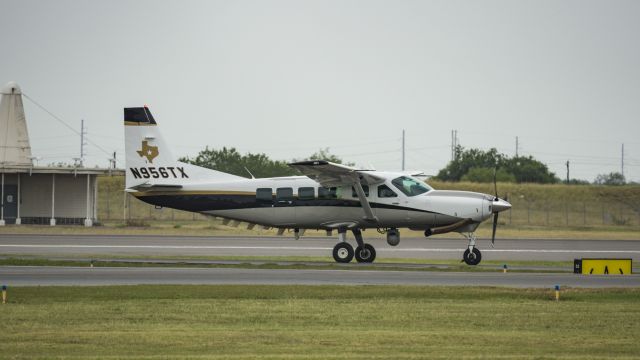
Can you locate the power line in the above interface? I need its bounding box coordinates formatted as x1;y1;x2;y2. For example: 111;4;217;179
450;129;458;161
622;143;625;177
22;92;119;166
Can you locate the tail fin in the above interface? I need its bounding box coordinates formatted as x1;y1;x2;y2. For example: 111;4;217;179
124;106;242;189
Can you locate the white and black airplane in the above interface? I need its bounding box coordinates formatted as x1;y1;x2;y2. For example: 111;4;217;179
124;106;512;265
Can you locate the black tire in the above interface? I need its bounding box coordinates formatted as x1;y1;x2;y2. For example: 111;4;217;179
333;243;354;263
463;248;482;266
355;244;376;263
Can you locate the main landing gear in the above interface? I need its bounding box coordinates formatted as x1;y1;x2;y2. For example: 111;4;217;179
332;228;376;263
461;233;482;265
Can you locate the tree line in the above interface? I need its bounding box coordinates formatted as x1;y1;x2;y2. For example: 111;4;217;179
180;145;631;185
178;147;348;179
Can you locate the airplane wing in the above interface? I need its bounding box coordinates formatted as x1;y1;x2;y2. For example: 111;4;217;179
288;160;385;187
289;160;384;223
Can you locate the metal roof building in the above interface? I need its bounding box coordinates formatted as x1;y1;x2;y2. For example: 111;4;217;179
0;81;122;226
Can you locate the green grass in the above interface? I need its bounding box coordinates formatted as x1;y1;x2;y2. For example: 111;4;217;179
0;256;572;273
0;253;575;267
1;285;639;359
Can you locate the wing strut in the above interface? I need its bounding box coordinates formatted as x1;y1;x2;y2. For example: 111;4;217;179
352;178;378;224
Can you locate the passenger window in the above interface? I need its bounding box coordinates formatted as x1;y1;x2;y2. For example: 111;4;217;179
298;187;315;200
378;184;397;198
276;187;294;201
351;185;369;197
256;188;273;202
318;187;337;199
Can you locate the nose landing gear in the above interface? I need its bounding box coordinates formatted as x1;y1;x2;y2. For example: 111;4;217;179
463;247;482;265
461;233;482;265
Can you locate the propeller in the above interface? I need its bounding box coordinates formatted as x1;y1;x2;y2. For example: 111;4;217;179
490;167;511;247
490;167;505;248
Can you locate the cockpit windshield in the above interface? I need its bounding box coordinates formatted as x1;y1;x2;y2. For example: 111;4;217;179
391;176;432;196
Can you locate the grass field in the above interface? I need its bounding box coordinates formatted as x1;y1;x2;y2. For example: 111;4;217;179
0;256;573;273
1;285;639;359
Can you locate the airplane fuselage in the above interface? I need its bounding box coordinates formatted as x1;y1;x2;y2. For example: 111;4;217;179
131;171;496;232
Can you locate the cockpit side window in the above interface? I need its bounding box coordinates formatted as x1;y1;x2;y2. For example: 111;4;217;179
391;176;431;196
377;184;397;198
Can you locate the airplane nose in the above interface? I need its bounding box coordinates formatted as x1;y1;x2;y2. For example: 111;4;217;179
492;198;512;213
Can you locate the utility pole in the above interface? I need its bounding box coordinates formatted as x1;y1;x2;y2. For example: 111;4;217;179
80;119;87;167
401;129;405;171
565;160;570;184
515;136;519;157
621;143;625;177
451;129;458;161
451;130;454;161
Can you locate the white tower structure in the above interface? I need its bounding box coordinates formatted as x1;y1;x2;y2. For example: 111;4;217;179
0;81;32;167
0;81;123;227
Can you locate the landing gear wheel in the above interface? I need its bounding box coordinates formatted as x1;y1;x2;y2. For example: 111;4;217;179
463;248;482;266
355;244;376;263
333;242;354;263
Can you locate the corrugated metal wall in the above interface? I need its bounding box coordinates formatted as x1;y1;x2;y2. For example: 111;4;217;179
17;173;96;219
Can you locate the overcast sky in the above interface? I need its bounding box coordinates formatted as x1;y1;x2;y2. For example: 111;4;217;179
1;0;639;182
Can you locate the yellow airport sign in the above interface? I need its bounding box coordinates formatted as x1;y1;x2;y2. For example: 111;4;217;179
574;258;632;275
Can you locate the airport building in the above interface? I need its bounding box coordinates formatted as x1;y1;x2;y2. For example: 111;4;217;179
0;81;121;226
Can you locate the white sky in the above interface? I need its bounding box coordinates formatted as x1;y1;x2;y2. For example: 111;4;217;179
1;0;639;181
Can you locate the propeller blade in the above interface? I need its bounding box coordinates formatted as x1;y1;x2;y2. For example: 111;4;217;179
491;212;498;247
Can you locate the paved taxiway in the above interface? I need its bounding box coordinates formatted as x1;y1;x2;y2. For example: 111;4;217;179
2;266;639;288
1;234;638;287
0;234;638;262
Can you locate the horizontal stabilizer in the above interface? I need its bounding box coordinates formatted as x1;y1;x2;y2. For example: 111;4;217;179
129;183;183;192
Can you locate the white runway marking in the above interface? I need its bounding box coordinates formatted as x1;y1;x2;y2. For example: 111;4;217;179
0;244;639;254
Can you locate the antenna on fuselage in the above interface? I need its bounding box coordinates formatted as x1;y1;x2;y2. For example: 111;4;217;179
244;167;255;179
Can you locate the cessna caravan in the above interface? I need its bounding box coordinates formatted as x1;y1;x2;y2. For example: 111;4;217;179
124;106;511;265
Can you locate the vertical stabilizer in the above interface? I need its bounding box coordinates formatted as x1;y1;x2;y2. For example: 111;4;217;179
0;82;32;167
123;106;242;189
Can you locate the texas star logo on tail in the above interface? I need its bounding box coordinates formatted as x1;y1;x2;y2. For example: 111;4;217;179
137;140;159;163
130;140;188;179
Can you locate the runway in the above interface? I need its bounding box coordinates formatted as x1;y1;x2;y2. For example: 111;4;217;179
1;234;638;288
0;234;639;262
2;266;639;288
